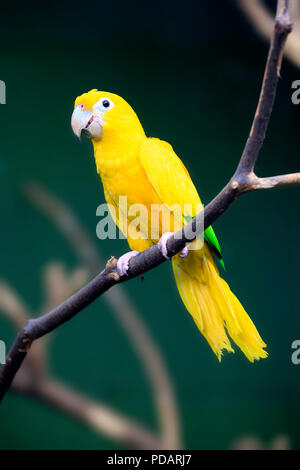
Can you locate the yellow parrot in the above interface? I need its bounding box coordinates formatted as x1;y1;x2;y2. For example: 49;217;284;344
71;89;267;362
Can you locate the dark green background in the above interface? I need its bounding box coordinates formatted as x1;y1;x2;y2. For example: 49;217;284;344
0;0;299;449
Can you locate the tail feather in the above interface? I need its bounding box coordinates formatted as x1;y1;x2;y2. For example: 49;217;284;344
172;246;267;362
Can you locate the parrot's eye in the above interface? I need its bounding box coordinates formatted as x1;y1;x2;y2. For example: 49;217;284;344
94;98;114;113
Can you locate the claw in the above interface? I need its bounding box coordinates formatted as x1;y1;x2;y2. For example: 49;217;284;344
117;250;139;276
158;232;188;259
179;246;189;258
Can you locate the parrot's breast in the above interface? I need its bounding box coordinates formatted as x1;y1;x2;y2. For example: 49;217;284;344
93;139;180;249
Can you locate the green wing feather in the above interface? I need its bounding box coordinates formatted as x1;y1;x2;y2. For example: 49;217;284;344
204;225;225;270
184;215;225;270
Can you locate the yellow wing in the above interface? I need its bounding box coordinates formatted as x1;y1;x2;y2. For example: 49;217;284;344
139;137;202;225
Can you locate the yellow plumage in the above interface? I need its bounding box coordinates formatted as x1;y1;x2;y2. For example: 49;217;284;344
73;89;267;362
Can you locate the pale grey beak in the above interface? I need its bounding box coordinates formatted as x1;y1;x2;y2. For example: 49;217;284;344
71;106;103;139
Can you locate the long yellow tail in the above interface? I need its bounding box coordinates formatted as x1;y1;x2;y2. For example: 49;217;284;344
172;245;267;362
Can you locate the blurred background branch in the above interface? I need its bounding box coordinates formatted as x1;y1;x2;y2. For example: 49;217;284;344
2;276;161;449
0;183;181;449
231;434;290;450
235;0;300;68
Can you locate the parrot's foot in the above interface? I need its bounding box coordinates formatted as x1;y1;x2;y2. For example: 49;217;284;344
179;246;189;258
158;232;188;259
117;250;139;276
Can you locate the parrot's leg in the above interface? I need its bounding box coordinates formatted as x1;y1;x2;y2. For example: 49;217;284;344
158;232;188;259
117;250;139;276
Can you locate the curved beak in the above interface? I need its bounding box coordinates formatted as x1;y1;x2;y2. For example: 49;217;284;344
71;106;103;140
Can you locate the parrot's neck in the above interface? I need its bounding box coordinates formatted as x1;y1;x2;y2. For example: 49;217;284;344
92;119;146;179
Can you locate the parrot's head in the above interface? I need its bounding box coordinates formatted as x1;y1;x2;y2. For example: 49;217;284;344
71;89;144;144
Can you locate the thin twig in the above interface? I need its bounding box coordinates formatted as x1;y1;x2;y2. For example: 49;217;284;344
247;172;300;190
0;0;296;405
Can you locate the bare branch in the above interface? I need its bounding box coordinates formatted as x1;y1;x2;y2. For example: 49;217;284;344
247;172;300;190
0;0;296;408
